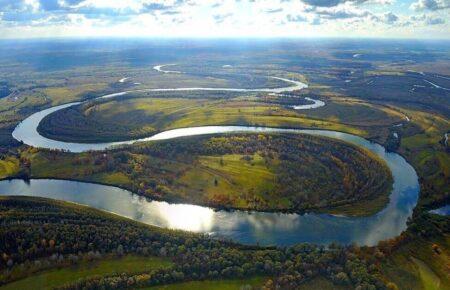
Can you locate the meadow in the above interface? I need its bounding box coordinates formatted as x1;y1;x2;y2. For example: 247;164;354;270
0;256;172;290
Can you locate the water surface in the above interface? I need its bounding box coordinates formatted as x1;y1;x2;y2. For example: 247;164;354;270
430;205;450;216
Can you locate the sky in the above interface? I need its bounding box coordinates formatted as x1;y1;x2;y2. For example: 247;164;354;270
0;0;448;39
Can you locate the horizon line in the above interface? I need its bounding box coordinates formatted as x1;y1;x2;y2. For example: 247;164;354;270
1;35;450;42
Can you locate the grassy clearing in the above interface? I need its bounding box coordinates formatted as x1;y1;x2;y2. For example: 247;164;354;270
0;255;172;290
143;276;267;290
180;154;278;208
42;83;109;105
27;151;133;188
0;157;19;179
411;257;442;290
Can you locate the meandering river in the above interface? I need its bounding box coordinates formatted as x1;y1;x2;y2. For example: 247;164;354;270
12;76;314;152
1;72;420;246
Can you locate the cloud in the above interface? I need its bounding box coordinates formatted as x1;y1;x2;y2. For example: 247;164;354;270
0;0;448;38
142;2;174;11
310;7;400;25
38;0;84;11
301;0;344;7
410;0;449;10
426;16;445;24
311;16;322;25
264;8;283;13
382;11;398;23
298;0;393;7
162;10;181;15
281;0;397;8
411;14;446;25
315;7;371;19
213;13;232;24
286;14;308;22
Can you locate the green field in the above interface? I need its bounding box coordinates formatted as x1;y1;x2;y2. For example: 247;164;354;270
302;98;404;127
0;256;172;290
181;154;278;209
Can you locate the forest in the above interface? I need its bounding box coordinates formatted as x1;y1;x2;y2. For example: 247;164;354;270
0;196;392;290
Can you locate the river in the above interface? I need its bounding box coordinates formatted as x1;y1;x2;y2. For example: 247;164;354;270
1;72;419;246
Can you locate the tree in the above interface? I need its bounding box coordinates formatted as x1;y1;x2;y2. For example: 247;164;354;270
117;244;124;256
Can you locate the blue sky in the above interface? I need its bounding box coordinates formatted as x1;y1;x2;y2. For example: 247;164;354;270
0;0;448;39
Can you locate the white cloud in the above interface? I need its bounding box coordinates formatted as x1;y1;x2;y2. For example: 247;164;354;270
0;0;448;38
410;0;449;10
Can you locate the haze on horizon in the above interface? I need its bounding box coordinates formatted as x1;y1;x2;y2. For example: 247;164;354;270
0;0;449;40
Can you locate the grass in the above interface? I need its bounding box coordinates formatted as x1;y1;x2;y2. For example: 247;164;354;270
29;152;100;177
28;151;134;188
411;257;442;290
42;83;109;105
167;100;365;136
324;191;389;217
381;235;449;290
142;276;267;290
0;157;19;179
91;172;132;187
398;107;450;207
302;99;403;127
0;255;172;290
296;276;348;290
180;154;278;208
